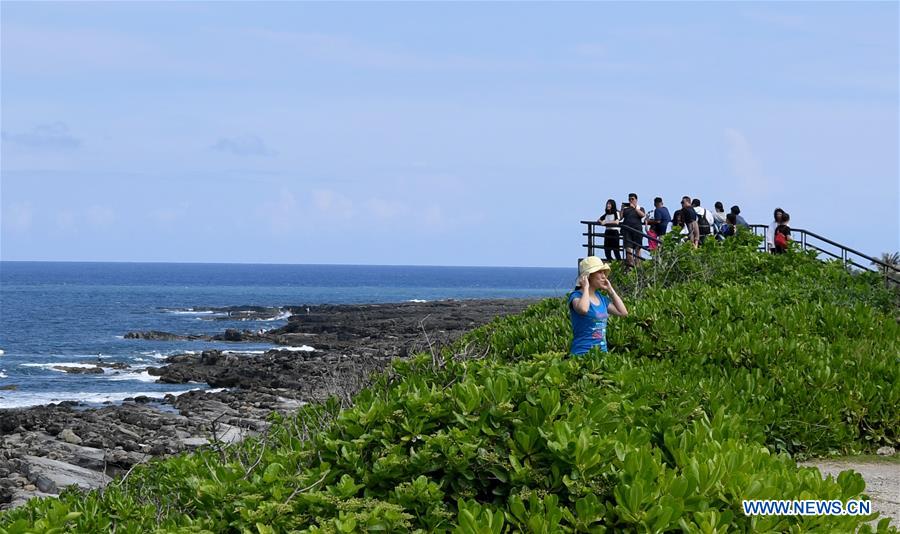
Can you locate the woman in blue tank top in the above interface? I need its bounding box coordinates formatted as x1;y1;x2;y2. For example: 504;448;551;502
568;256;629;355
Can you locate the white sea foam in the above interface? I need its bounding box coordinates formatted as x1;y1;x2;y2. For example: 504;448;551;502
21;362;101;371
221;350;266;355
165;309;219;315
407;299;428;303
278;345;316;352
0;371;7;379
140;350;198;359
259;311;293;321
0;349;5;356
107;370;159;383
0;388;202;409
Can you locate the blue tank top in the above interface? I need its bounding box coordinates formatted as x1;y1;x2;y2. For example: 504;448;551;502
568;289;610;355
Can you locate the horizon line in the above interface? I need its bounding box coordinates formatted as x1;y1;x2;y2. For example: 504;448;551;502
0;259;575;270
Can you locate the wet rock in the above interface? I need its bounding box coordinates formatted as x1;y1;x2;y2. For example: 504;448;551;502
0;298;537;510
95;361;130;370
124;330;199;341
52;366;104;374
222;329;243;342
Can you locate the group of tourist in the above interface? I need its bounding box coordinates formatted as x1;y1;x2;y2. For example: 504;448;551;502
597;194;792;266
573;197;794;356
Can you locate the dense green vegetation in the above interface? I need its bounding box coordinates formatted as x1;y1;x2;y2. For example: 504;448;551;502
3;233;898;533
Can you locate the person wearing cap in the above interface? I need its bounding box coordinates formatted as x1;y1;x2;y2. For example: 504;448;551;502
568;257;628;355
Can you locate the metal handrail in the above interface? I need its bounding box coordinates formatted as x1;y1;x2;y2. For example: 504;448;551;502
580;221;661;259
790;228;898;272
580;220;900;284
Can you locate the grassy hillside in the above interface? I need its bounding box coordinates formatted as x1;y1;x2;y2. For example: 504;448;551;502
3;233;898;533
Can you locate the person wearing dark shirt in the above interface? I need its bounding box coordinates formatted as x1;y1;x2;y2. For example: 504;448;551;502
774;212;791;253
730;205;750;228
680;196;699;248
646;197;671;239
672;208;684;233
620;193;646;268
721;213;737;237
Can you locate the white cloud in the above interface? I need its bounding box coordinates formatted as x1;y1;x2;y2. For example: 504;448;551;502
366;197;408;220
3;202;34;233
423;204;443;228
1;123;82;150
242;28;539;73
86;205;115;227
261;188;298;234
149;202;193;231
54;210;78;234
211;135;275;157
572;42;608;58
312;189;354;219
725;128;779;198
740;9;809;31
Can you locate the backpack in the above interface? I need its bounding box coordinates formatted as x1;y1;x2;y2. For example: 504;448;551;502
775;230;789;249
697;209;711;236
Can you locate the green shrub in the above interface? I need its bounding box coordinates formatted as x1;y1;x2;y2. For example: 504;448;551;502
2;239;897;532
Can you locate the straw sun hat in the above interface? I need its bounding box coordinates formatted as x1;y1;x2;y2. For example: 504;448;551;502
578;256;611;279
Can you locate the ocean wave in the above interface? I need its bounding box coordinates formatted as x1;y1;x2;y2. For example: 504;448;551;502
259;311;293;321
0;388;202;409
277;345;316;352
163;308;224;316
140;350;199;359
407;299;428;303
0;370;7;379
221;350;266;355
106;370;159;383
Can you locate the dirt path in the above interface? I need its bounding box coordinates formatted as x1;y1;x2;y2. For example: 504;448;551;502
801;457;900;525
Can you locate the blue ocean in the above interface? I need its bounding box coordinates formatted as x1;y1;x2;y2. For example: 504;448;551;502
0;262;573;409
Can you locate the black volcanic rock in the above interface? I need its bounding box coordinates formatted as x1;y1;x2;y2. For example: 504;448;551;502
124;331;204;341
52;366;104;375
1;298;540;510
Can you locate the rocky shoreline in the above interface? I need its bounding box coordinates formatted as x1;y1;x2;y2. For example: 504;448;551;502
0;298;538;510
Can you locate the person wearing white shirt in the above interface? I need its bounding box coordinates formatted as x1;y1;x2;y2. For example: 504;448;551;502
713;202;727;235
692;199;715;244
597;198;622;262
767;208;786;253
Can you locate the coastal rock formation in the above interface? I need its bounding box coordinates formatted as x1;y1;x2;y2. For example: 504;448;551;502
123;331;207;341
0;298;536;510
52;366;104;374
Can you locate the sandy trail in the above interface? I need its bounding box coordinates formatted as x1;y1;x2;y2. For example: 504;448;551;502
801;457;900;525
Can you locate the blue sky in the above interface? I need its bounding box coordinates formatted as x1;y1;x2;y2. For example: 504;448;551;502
2;2;897;267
